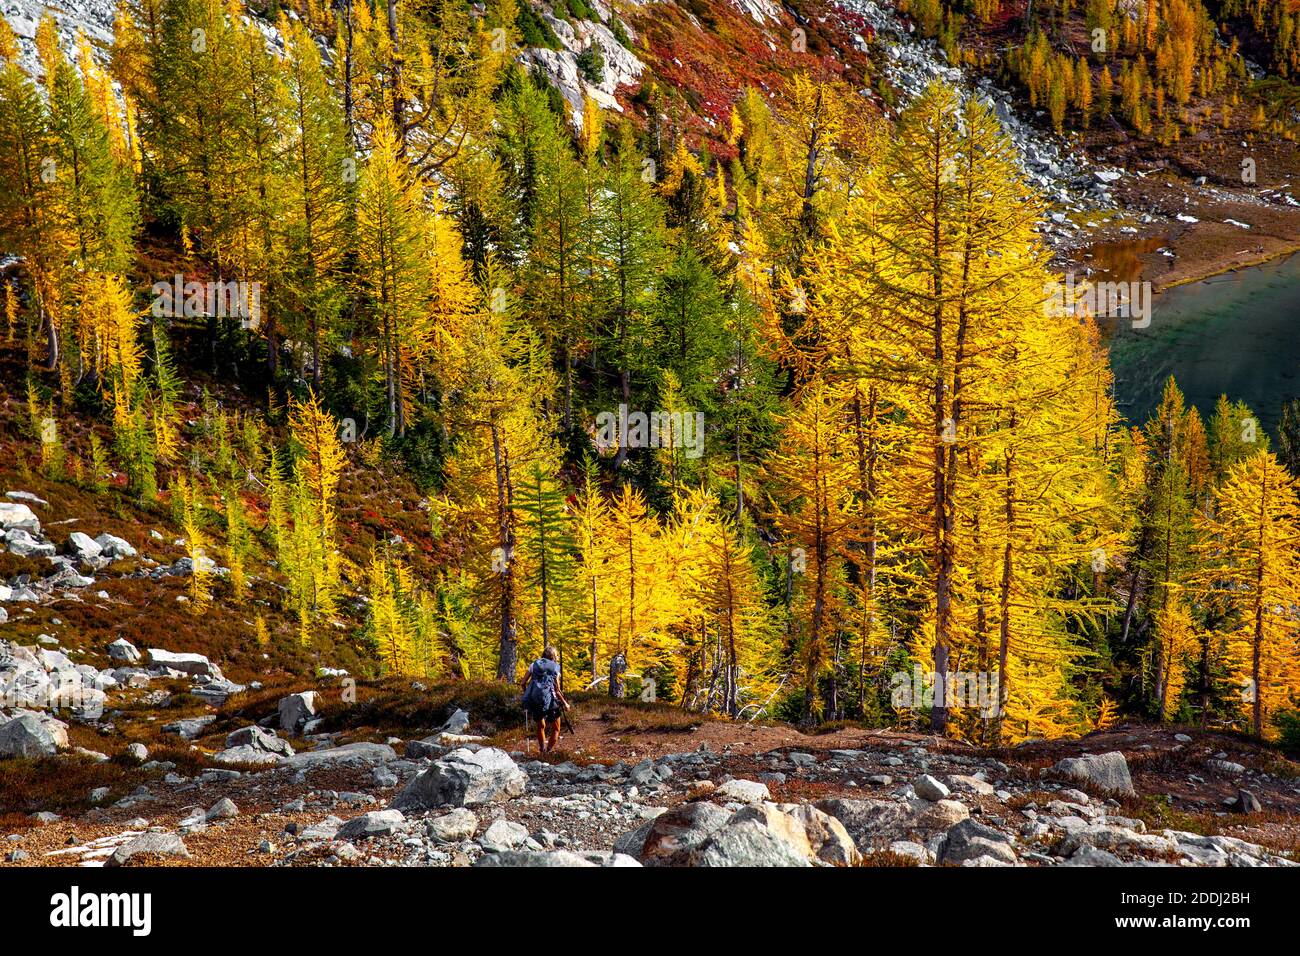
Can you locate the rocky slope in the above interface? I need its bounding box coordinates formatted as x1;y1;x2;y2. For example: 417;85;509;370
4;483;1300;869
5;673;1299;867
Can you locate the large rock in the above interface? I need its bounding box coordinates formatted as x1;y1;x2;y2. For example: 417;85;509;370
0;714;62;756
0;502;40;534
1057;822;1177;857
405;737;446;759
0;663;53;709
476;849;642;867
206;797;239;821
285;742;396;769
105;832;191;867
107;638;141;663
426;808;478;843
94;533;137;559
391;747;526;810
146;648;221;679
225;725;294;757
214;745;286;766
690;808;813;868
5;529;54;557
937;819;1018;865
46;674;106;721
438;708;470;735
476;850;596;867
479;818;529;851
614;801;730;865
814;797;967;852
781;804;861;865
1063;845;1124;866
1052;752;1136;797
38;648;73;671
716;779;770;804
191;678;245;707
338;809;405;840
162;715;216;739
914;774;951;801
63;532;103;561
278;691;319;734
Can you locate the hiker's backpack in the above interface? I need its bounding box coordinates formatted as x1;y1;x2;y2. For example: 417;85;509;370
523;658;561;711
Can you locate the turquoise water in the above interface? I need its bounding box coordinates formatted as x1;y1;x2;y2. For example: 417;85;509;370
1107;252;1300;437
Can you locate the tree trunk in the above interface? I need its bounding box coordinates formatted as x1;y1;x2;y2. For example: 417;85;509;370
491;419;517;681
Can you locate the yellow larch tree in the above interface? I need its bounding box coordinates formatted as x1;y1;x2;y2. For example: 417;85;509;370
764;377;856;720
1195;451;1300;738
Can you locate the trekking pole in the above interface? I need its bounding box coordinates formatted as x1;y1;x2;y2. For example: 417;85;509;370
523;708;532;755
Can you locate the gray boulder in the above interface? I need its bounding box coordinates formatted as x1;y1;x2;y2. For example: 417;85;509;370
426;808;478;843
191;678;245;706
691;811;813;867
614;801;730;865
391;747;526;810
162;715;215;739
107;638;141;663
1051;752;1136;797
1234;789;1262;814
214;745;286;766
337;809;405;839
476;849;598;867
814;797;968;852
438;708;471;735
63;532;103;561
781;803;861;865
105;832;190;867
405;737;445;759
298;817;343;842
937;819;1018;866
146;648;221;678
914;774;951;801
285;742;396;769
716;779;770;803
225;725;294;757
206;797;239;821
5;529;54;558
278;691;319;734
0;714;61;756
1058;823;1177;857
479;818;529;850
0;502;40;534
1063;845;1124;866
94;533;137;559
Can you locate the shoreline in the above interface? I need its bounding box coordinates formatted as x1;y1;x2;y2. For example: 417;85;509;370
1150;239;1300;293
1056;164;1300;294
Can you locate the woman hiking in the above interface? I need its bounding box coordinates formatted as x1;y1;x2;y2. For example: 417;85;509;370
520;646;570;754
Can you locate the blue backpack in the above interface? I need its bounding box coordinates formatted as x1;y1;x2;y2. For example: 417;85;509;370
523;658;561;711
